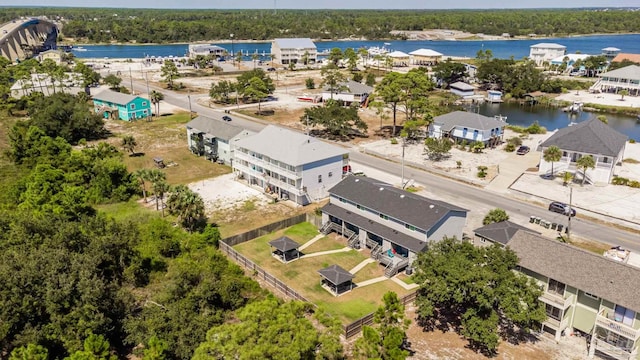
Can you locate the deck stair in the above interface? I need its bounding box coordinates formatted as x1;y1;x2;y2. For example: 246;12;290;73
347;233;359;248
384;258;409;278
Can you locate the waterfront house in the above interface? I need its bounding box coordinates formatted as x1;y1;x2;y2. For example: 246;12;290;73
386;51;410;67
38;49;63;65
601;47;621;61
409;48;443;66
232;125;348;205
449;81;475;97
188;44;227;59
529;43;567;66
92;90;151;121
320;175;467;276
611;53;640;65
430;110;506;146
321;80;373;105
472;220;539;247
486;90;503;103
186;116;255;165
509;230;640;359
271;38;317;65
538;118;627;184
592;65;640;96
550;53;591;67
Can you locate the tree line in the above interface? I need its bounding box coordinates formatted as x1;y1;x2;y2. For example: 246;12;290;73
1;8;639;43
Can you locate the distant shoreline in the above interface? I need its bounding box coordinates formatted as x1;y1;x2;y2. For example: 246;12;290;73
63;31;640;47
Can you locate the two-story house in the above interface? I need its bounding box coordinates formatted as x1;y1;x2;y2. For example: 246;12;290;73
186;116;255;165
271;38;317;65
430;111;506;146
538;118;627;184
509;230;640;360
232;125;349;205
92;90;151;121
320;175;468;277
593;65;640;97
529;43;567;66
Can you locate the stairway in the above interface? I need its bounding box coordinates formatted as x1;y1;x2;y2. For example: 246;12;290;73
384;258;409;278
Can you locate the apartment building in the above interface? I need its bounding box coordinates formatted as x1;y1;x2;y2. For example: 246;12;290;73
271;38;317;65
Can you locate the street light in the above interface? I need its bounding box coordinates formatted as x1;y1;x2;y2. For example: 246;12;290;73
230;34;234;63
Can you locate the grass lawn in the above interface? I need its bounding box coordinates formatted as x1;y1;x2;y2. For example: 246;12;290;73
94;198;166;222
300;233;346;253
395;273;416;285
352;262;384;283
233;222;412;323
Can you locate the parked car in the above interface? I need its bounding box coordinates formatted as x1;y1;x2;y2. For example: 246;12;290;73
548;201;576;217
222;115;232;122
266;67;276;72
516;145;530;155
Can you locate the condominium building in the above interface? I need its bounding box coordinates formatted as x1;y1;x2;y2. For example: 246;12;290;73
271;38;317;65
232;125;349;205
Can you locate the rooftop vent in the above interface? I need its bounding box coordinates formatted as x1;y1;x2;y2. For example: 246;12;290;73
400;194;405;198
355;179;359;182
379;187;384;191
429;205;435;209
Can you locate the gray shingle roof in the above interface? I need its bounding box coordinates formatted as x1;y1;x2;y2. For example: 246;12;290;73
450;82;474;91
539;118;627;157
93;89;140;105
509;231;640;312
186;116;248;141
273;38;316;49
324;80;373;95
233;125;348;167
318;264;353;285
328;175;467;234
599;64;640;81
473;221;540;246
322;203;428;253
268;236;300;252
433;111;507;132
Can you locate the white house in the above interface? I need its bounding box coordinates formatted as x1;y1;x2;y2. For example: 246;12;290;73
386;51;410;67
593;65;640;96
529;43;567;66
449;81;475;97
186;116;255;165
271;38;317;65
188;44;227;58
409;48;443;66
486;90;503;103
430;111;506;146
321;80;373;105
321;175;467;276
538;118;627;184
550;53;591;67
232;125;349;205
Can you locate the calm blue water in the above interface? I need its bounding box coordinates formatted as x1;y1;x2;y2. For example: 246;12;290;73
71;34;640;61
477;102;640;141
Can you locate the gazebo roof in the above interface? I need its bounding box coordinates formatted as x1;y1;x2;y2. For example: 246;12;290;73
268;236;300;252
318;265;353;285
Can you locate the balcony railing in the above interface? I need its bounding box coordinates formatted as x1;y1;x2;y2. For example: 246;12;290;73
539;291;574;310
542;316;569;330
234;152;301;178
596;309;640;341
593;338;635;360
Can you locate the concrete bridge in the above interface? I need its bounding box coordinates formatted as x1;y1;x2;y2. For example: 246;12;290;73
0;18;58;62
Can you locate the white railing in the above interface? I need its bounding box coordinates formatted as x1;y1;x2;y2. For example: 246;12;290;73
539;292;574;310
596;309;640;341
234;152;301;178
594;338;634;360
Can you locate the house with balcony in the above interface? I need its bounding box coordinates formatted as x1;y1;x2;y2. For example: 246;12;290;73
386;51;410;67
430;111;506;147
271;38;317;65
188;44;227;59
320;175;468;277
321;80;373;105
538;118;627;184
529;43;567;66
409;48;443;66
509;230;640;359
186;116;255;165
232;125;348;205
591;65;640;96
92;90;151;121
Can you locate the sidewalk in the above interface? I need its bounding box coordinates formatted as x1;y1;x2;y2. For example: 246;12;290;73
485;152;539;193
300;247;352;259
299;234;324;251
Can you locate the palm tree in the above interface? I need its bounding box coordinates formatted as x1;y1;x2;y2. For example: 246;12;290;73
121;135;137;156
251;53;259;69
147;169;167;211
562;171;573;186
133;168;151;202
150;90;164;120
167;184;206;232
543;146;562;177
576;155;596;186
153;180;170;217
619;89;629;101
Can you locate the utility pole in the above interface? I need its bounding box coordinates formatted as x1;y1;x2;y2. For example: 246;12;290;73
145;72;150;99
567;186;573;242
187;94;193;119
401;137;406;189
129;67;134;94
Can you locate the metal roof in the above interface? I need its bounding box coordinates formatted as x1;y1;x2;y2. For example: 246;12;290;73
268;236;300;252
323;80;373;95
387;51;410;58
318;264;353;285
409;49;443;57
509;230;640;312
599;64;640;81
233;125;348;167
539;118;627;157
530;43;566;49
273;38;316;49
93;89;140;105
433;110;507;132
327;175;467;235
450;82;474;91
186;116;250;141
473;221;540;246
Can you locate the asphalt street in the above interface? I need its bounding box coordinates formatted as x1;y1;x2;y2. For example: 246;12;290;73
128;78;640;252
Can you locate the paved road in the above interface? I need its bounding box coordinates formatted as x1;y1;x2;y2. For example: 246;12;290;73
127;78;640;252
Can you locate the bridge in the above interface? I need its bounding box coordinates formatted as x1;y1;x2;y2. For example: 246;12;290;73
0;18;58;62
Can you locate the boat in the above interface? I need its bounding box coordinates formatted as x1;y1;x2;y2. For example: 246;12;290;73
563;101;583;114
367;46;389;56
74;46;87;52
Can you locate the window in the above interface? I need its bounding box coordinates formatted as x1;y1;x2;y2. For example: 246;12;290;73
547;278;566;296
584;292;599;300
130;104;135;110
318;175;322;183
545;303;561;321
339;197;346;203
356;204;365;211
379;213;389;220
405;224;417;231
328;171;333;178
142;101;147;106
602;157;609;164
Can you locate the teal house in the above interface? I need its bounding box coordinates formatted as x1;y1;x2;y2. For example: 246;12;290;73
93;89;151;121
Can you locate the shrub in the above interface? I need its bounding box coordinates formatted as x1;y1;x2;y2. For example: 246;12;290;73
390;138;398;144
505;143;516;152
507;136;523;146
472;141;485;153
456;160;462;169
629;180;640;188
623;158;639;164
612;176;629;186
305;78;315;89
477;165;488;178
525;121;547;134
630;139;636;144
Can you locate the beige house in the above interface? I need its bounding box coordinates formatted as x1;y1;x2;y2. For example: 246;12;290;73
38;49;63;65
386;51;410;67
409;48;443;66
271;38;316;65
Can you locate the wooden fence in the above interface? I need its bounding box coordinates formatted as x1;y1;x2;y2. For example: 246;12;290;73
343;291;418;339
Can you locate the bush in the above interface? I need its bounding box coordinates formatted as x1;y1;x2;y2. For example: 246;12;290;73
507;136;522;146
612;176;628;186
630;139;636;144
629;180;640;188
525;121;547;134
305;78;315;89
477;165;488;178
390;138;398;144
505;143;516;152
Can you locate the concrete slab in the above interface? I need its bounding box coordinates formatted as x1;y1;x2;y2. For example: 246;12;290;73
300;247;352;259
390;276;419;290
354;276;388;288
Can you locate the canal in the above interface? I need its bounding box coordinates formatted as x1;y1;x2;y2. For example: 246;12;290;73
475;102;640;141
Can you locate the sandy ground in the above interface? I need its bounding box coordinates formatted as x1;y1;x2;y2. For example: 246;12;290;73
187;173;269;213
556;90;640;109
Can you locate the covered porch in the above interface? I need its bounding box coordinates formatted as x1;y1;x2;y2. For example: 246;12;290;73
318;264;354;296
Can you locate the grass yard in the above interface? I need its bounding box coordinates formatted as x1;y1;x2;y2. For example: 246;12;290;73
233;222;412;323
351;262;384;283
94;199;166;222
300;233;346;253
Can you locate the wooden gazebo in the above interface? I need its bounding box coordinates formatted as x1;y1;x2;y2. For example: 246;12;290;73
269;236;301;263
318;264;354;296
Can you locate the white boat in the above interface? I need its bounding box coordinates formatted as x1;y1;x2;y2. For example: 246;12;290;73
367;46;389;56
74;46;87;52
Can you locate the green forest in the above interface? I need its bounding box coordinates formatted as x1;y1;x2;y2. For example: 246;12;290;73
1;8;640;43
